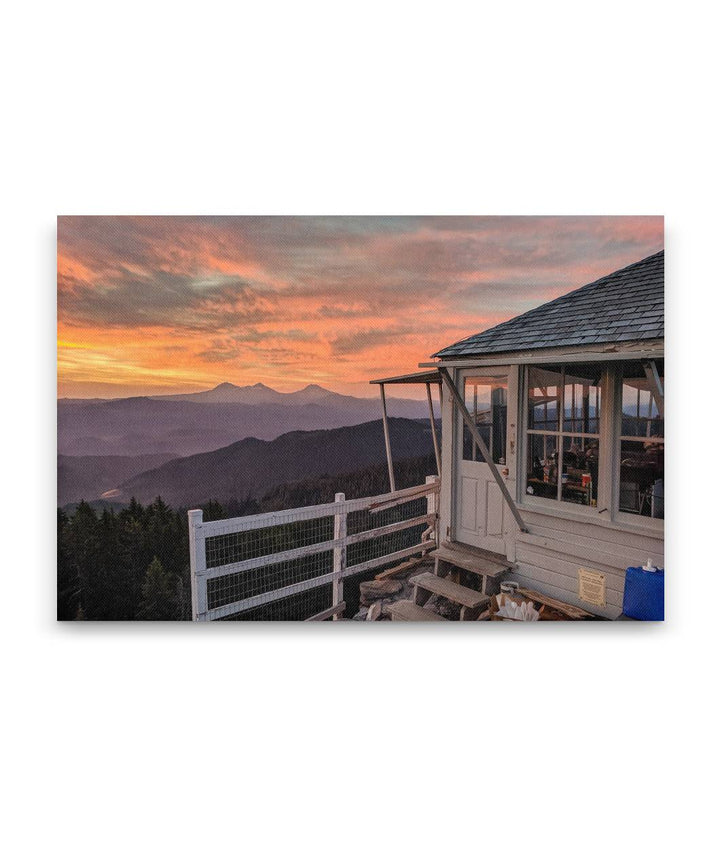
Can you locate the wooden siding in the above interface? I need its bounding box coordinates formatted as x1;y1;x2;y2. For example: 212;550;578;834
508;509;663;618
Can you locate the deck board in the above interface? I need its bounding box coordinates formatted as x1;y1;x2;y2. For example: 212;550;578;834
436;541;511;577
410;571;489;609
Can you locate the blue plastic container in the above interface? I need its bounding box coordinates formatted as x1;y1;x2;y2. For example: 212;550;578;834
623;566;665;621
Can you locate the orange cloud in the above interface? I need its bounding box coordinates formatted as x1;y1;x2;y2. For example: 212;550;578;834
57;216;664;399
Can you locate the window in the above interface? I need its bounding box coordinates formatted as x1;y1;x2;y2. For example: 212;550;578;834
525;365;602;507
462;374;508;464
618;361;664;519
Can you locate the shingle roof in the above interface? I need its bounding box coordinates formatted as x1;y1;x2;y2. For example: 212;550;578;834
434;250;664;358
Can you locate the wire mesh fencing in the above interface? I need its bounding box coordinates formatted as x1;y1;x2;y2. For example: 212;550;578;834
189;477;439;621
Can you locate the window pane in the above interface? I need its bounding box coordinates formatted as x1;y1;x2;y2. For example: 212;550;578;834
619;440;664;519
526;434;558;500
621;363;664;439
560;435;599;506
528;367;561;431
563;365;602;434
462;375;507;464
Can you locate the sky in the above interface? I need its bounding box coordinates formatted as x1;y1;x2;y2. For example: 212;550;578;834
57;216;663;399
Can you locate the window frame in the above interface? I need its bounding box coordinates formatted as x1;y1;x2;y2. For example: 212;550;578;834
460;373;509;465
519;360;664;532
613;364;664;528
522;364;604;510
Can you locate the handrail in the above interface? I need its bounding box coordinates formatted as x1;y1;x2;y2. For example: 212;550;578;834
195;480;440;538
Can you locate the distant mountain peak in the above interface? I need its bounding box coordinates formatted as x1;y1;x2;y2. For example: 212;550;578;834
211;381;277;392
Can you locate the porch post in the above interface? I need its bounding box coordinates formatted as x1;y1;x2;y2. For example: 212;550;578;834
379;383;396;492
438;367;528;534
426;382;441;476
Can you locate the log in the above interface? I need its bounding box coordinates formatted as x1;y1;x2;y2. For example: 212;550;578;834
515;587;594;620
374;556;425;581
305;601;346;621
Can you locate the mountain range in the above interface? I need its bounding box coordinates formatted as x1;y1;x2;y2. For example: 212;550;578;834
61;417;436;508
58;382;429;457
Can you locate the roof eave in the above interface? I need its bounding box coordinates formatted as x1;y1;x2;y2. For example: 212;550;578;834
420;337;664;368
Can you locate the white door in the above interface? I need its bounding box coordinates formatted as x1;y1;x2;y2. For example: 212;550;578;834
454;368;510;555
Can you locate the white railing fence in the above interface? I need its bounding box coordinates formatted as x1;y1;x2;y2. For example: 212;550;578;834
188;476;440;621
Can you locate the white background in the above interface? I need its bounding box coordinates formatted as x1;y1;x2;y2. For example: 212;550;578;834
2;2;716;854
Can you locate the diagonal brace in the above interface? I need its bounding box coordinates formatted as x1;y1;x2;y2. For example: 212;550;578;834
642;360;664;419
439;367;528;533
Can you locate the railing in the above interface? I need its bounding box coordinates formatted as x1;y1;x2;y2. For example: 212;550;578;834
188;476;440;621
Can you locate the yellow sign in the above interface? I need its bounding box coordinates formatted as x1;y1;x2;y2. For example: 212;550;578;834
578;567;606;608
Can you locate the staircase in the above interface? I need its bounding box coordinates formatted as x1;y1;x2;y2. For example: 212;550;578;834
388;540;513;621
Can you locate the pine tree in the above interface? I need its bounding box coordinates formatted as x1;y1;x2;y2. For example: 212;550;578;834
58;508;81;620
138;557;179;620
201;499;224;521
66;501;101;618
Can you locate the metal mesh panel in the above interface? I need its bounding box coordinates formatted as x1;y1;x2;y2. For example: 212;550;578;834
219;584;333;621
205;516;334;569
346;496;428;572
347;524;427;569
206;550;333;610
347;497;426;535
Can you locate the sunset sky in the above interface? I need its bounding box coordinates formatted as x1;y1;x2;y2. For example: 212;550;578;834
57;216;663;399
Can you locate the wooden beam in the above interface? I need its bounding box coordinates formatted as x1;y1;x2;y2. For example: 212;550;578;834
374;556;425;580
342;543;432;577
369;369;441;385
642;360;664;418
379;383;396;492
367;480;438;514
372;482;440;514
438;367;528;533
344;514;435;547
305;601;346;621
419;343;664;370
426;382;441;476
515;588;594;620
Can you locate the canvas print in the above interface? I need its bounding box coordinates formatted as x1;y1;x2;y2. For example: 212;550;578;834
57;216;664;621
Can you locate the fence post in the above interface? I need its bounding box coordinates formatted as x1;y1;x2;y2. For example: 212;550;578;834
333;493;346;620
425;475;440;550
188;509;207;621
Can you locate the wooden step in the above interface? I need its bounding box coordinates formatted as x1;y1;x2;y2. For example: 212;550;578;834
436;541;512;577
442;540;505;557
387;600;447;621
410;571;489;610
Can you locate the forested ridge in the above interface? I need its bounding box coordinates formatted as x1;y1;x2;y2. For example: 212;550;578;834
57;453;436;620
